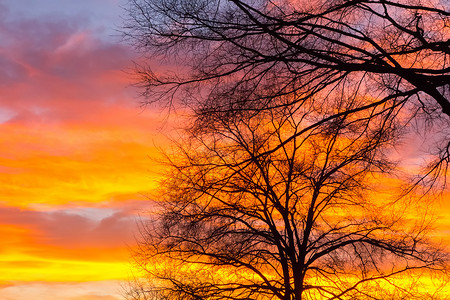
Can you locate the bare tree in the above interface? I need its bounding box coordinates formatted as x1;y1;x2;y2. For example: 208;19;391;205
121;0;450;298
122;0;449;186
128;93;448;299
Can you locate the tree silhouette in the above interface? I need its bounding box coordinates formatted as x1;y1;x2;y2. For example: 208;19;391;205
123;0;449;185
122;0;450;298
128;94;447;299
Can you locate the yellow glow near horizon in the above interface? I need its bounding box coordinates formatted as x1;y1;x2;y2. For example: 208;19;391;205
0;253;131;284
0;219;134;283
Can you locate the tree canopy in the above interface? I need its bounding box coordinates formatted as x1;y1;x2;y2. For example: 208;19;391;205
122;0;450;299
129;94;447;299
126;0;449;112
124;0;449;185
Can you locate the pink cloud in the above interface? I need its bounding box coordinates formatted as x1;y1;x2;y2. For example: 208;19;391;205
0;203;142;257
0;7;140;126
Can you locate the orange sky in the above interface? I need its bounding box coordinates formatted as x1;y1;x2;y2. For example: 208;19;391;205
0;1;169;299
0;1;448;299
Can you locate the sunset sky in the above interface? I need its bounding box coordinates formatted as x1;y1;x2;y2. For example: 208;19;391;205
0;1;449;300
0;0;166;299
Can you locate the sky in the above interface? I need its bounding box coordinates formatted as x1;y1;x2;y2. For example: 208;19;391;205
0;0;166;299
0;1;449;300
